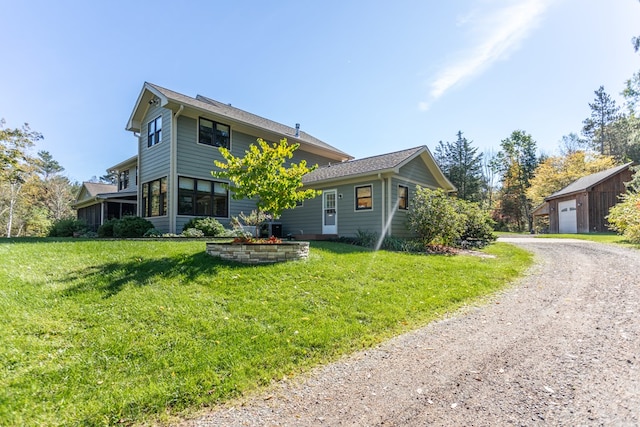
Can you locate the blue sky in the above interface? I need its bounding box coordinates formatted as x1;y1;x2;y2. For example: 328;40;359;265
1;0;639;183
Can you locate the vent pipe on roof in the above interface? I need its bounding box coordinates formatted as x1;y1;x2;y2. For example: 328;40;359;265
295;123;300;137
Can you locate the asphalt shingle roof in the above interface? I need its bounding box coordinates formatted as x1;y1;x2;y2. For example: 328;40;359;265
303;146;425;183
82;182;117;197
146;83;352;160
546;162;633;200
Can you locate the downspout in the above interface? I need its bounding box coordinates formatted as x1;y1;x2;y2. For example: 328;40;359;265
170;105;184;234
378;173;385;237
387;176;392;238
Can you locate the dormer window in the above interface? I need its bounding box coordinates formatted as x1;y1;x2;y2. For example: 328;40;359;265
199;118;230;149
147;116;162;147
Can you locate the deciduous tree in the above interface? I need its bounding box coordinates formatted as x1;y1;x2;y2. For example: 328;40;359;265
0;119;43;237
212;138;320;219
526;151;616;208
495;130;538;231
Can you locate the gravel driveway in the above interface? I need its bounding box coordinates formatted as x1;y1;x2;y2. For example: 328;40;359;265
180;237;640;426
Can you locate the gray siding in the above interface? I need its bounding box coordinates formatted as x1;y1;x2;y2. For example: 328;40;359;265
291;150;336;168
337;182;382;237
390;177;413;238
123;165;138;192
280;181;383;238
280;194;323;236
139;105;171;184
138;105;170;225
148;216;170;232
398;156;438;188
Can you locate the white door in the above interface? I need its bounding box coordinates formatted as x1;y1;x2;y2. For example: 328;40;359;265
322;190;337;234
558;199;577;233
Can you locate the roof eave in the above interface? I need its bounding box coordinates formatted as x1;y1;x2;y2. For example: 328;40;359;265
126;82;169;133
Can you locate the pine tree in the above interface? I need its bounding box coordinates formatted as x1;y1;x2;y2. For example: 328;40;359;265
434;131;484;202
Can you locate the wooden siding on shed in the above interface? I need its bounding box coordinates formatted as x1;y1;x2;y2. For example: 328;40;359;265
548;167;633;233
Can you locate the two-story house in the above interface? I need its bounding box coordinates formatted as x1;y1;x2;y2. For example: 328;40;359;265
75;82;455;238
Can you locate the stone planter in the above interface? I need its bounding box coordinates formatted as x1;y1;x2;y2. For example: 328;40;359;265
206;241;309;264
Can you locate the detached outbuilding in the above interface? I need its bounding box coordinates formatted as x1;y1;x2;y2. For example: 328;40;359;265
539;162;634;234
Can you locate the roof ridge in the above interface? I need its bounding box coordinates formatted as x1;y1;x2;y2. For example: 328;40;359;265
196;94;299;135
337;146;424;165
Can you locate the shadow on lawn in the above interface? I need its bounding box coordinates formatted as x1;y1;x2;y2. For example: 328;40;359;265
60;252;243;298
309;241;371;254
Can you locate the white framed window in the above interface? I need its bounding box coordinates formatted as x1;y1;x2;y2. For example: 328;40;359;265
147;116;162;147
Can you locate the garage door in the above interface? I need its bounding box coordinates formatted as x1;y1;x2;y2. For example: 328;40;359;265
558;200;577;233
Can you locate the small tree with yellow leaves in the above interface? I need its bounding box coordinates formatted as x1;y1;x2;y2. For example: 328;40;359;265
211;138;320;220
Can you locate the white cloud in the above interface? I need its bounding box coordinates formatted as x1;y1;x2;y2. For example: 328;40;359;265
422;0;552;107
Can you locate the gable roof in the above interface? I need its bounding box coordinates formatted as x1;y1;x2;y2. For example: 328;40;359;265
81;182;117;198
126;82;352;162
545;162;634;201
303;146;456;191
73;181;137;209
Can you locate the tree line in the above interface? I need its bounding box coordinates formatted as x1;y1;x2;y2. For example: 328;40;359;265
435;75;639;232
0;120;79;237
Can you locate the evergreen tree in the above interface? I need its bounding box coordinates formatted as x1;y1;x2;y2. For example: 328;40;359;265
582;86;621;156
434;131;484;202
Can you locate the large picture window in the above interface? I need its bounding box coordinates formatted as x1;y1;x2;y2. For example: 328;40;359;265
178;177;228;217
355;185;373;210
398;185;409;210
147;116;162;147
142;177;167;217
199;118;230;149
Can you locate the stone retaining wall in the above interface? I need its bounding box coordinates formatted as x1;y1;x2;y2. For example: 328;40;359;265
206;241;310;264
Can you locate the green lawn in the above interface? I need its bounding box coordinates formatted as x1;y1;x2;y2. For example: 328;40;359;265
0;239;532;426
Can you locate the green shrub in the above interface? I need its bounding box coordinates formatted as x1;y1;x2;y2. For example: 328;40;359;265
182;217;226;236
607;192;640;243
455;199;497;248
48;218;87;237
354;229;378;248
97;218;118;237
112;216;154;238
407;187;465;246
143;228;162;237
182;228;205;238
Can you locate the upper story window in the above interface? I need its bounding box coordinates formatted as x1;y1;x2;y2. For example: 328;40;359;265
355;185;373;210
147;116;162;147
119;170;130;191
199;118;230;149
141;177;167;217
398;185;409;210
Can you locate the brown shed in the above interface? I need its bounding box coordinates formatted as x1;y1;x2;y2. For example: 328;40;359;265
543;162;634;234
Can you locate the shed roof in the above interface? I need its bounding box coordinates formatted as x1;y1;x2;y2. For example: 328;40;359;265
545;162;633;200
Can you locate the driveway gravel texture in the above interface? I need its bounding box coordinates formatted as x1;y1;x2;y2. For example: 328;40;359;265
179;237;640;426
